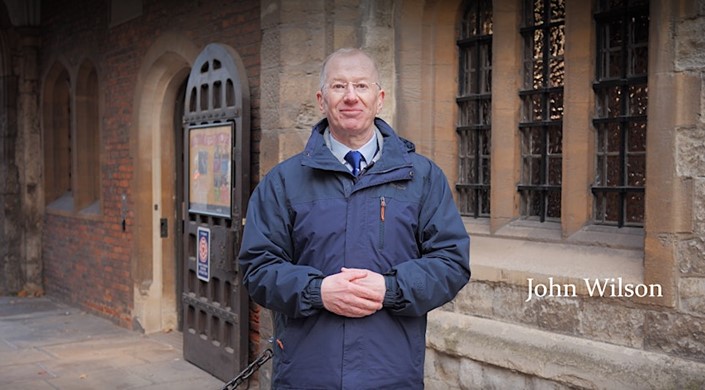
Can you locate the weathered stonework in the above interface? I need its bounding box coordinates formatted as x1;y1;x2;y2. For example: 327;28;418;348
0;28;38;295
0;74;22;295
678;237;705;276
427;311;705;389
694;178;705;234
425;351;573;390
676;127;705;178
493;283;540;326
453;281;494;318
578;300;645;349
675;17;705;71
644;311;705;361
424;349;462;390
536;298;580;335
702;75;705;125
679;277;705;316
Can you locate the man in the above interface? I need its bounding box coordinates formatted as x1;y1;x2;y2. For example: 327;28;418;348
238;48;470;389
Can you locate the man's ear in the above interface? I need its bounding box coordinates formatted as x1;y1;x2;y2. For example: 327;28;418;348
316;90;325;112
376;90;385;114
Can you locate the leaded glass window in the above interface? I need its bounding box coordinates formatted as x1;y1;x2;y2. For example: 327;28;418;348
592;0;648;227
456;0;492;218
518;0;565;222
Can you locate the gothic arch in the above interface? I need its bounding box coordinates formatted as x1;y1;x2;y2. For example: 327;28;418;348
42;61;72;206
130;31;199;333
75;59;101;212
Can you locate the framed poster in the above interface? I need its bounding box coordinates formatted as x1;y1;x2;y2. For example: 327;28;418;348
196;227;211;282
188;123;233;217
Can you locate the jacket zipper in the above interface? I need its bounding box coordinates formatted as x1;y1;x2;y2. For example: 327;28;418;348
379;196;386;249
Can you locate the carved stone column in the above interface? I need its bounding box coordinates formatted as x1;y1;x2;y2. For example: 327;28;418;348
0;31;22;294
16;25;42;295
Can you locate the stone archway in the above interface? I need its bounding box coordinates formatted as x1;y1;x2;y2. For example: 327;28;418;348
130;32;199;333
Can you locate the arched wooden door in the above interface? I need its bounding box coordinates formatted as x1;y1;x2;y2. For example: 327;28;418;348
181;43;250;382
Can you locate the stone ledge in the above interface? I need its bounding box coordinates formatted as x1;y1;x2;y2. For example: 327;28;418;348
468;234;644;297
427;311;705;389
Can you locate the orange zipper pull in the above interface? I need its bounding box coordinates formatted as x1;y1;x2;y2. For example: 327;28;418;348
380;196;386;222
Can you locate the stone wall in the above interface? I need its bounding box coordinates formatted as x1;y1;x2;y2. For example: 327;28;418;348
0;67;22;295
427;279;705;388
0;20;43;296
258;0;395;177
675;0;705;324
424;2;705;388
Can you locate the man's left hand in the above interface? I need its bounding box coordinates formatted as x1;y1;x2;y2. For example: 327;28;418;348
341;267;386;298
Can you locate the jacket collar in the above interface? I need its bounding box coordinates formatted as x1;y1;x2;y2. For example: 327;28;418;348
302;117;415;175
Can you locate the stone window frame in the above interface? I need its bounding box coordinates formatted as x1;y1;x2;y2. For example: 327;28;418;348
42;59;102;216
434;0;676;307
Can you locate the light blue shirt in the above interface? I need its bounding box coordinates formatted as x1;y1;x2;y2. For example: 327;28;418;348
325;127;382;174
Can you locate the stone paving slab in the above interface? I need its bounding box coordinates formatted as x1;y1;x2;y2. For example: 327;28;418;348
0;296;225;389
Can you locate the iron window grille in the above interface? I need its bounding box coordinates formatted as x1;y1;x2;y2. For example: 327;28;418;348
456;0;493;218
592;0;648;227
518;0;565;222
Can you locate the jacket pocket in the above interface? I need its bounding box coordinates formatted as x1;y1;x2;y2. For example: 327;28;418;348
365;193;421;266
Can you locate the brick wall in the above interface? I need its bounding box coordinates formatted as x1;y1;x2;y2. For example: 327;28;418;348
40;0;261;327
43;214;132;325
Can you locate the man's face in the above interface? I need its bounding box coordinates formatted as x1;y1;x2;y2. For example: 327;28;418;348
316;53;385;143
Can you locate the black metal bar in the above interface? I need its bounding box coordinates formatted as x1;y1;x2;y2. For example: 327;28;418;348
590;186;645;193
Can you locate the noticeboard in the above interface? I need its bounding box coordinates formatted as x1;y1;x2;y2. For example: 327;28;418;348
188;123;233;218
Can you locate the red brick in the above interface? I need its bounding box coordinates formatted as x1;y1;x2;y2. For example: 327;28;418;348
41;0;261;337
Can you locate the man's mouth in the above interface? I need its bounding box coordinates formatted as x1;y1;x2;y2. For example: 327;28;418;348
339;108;362;116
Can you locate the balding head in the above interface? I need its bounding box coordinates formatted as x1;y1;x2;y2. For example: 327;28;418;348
319;48;381;90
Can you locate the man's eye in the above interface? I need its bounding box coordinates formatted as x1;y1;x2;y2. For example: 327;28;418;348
331;83;346;90
354;83;369;91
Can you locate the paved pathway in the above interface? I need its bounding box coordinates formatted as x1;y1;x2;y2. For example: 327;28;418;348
0;296;225;389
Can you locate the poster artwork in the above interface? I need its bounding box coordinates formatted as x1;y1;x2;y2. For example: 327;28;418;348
189;124;233;217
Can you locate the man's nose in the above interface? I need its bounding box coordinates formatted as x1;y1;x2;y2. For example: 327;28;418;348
343;84;358;99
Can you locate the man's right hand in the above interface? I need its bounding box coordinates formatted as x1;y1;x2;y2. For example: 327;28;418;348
320;269;383;318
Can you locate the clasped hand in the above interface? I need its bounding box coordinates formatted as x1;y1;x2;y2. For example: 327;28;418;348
321;267;385;318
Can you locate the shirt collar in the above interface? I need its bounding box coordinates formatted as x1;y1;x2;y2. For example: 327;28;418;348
325;128;379;166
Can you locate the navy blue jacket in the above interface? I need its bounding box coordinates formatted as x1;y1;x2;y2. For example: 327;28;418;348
238;118;470;389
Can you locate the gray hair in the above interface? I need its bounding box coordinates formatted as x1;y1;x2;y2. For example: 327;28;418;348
319;48;381;90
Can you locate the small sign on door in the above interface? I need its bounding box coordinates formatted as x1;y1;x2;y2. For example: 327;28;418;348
197;227;211;282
